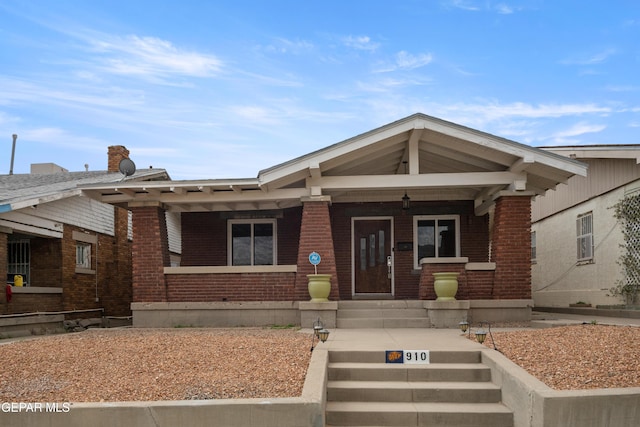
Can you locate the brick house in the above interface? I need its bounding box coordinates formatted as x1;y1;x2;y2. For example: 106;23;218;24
0;146;171;318
81;114;587;327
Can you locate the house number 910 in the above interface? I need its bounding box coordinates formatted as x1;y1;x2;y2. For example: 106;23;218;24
403;350;430;364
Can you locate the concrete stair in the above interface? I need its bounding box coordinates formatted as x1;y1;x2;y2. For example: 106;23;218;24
337;300;430;328
325;350;513;427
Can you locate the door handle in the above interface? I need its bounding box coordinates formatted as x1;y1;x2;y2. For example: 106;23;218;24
387;256;392;279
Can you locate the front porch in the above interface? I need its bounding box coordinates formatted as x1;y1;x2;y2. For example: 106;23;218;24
131;299;533;329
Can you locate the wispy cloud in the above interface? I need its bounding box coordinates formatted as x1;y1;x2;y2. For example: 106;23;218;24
374;51;433;73
495;3;515;14
356;76;433;93
87;34;224;79
605;84;640;92
561;48;618;66
20;127;110;151
446;0;481;11
342;35;380;51
441;101;612;122
444;0;520;14
547;121;607;145
263;37;314;54
552;122;606;138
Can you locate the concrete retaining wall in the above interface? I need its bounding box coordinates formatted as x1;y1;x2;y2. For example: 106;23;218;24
1;343;329;427
481;348;640;427
132;301;301;328
0;313;64;338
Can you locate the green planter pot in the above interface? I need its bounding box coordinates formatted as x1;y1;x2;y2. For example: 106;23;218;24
433;272;459;301
307;274;332;302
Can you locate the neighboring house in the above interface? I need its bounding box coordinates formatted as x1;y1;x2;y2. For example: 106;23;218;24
0;146;173;317
81;114;587;327
532;145;640;307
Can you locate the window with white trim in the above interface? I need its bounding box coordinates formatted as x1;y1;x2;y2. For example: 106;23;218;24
228;219;276;266
413;215;460;269
76;243;92;269
576;212;594;262
73;231;97;274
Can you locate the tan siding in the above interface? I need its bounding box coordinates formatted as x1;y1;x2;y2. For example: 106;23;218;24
532;158;640;222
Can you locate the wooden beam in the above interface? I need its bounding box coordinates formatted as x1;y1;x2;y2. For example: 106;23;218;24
308;162;322;179
510;156;534;173
197;186;213;194
143;187;162;196
315;171;523;191
169;186;186;195
114;188;136;197
408;128;422;174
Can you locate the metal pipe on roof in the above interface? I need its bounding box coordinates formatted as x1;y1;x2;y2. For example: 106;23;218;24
9;134;17;175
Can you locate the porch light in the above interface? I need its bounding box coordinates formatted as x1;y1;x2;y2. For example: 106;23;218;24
402;192;411;210
401;161;411;210
310;318;330;352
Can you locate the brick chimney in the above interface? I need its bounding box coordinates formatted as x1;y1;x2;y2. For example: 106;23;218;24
108;145;130;172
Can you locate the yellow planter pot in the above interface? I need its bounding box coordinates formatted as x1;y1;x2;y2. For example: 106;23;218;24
307;274;331;302
433;272;459;301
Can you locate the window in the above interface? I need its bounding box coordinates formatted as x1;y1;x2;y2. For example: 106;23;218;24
76;243;92;269
228;219;276;266
73;231;97;273
8;239;30;285
531;231;537;263
576;212;594;262
413;215;460;268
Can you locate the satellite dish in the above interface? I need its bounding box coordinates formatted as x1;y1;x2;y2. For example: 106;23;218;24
118;158;136;177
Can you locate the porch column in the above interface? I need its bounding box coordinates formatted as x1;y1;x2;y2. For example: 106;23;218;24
491;195;532;299
295;197;339;300
130;204;170;302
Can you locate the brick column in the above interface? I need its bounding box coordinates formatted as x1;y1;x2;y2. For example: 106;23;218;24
491;195;532;299
131;205;170;302
295;198;339;300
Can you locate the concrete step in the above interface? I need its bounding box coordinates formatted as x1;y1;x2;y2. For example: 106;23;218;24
336;300;430;328
337;308;428;319
328;362;492;382
327;380;502;403
329;350;481;364
336;317;430;329
325;401;513;427
338;300;425;309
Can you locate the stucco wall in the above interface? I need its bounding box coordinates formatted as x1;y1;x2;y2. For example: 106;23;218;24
532;187;626;307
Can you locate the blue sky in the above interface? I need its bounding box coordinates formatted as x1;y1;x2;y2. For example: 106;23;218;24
1;1;639;180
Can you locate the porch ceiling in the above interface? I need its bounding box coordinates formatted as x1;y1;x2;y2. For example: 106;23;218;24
80;113;587;215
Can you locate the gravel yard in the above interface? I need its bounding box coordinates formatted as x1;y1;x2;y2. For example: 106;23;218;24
0;324;638;402
0;328;311;402
479;324;640;390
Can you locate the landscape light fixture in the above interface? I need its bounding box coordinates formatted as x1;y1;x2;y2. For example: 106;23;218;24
402;161;410;210
460;319;499;351
310;318;330;352
458;320;469;334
